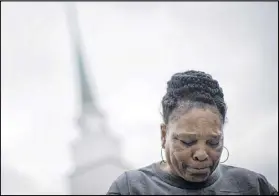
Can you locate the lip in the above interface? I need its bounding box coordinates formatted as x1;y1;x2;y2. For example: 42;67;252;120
186;167;210;174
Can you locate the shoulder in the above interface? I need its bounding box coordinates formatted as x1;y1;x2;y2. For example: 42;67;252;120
219;164;278;195
126;162;155;181
220;164;260;178
256;173;278;195
107;163;155;195
106;172;129;195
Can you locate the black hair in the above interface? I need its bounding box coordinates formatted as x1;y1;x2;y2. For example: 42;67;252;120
161;70;227;124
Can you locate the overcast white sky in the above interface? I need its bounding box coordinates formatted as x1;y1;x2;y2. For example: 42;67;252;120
1;2;278;194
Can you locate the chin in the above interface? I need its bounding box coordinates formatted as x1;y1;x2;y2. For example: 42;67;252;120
188;177;208;182
183;173;210;183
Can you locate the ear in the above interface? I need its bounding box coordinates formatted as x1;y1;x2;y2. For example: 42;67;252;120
160;123;167;149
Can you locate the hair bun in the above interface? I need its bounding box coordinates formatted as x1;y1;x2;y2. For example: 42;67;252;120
161;70;227;124
167;71;224;99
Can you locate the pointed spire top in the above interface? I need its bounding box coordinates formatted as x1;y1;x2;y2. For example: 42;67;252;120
65;3;99;113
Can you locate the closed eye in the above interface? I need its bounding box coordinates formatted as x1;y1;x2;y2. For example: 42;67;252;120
180;140;197;146
207;139;220;147
172;135;197;147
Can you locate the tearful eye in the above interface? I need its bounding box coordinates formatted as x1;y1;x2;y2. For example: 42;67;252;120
207;139;220;146
172;135;197;147
180;140;197;146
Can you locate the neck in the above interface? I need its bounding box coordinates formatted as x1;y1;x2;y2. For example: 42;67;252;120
159;161;216;184
156;161;221;189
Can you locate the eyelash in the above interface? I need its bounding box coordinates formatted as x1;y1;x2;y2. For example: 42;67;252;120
207;140;220;147
175;137;220;147
180;140;197;146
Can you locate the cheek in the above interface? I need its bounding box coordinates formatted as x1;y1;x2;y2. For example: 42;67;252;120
165;143;192;175
169;141;192;161
208;146;223;161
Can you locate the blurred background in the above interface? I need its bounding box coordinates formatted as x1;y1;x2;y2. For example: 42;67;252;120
1;2;278;195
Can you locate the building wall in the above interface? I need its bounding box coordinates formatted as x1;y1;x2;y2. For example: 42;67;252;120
69;164;126;195
71;133;121;169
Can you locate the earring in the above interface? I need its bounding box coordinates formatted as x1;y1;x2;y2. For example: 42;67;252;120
220;146;230;163
161;147;166;164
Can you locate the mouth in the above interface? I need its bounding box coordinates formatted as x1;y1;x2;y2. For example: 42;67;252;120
187;167;210;174
182;163;210;174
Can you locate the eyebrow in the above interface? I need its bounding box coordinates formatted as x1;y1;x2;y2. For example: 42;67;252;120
175;133;222;139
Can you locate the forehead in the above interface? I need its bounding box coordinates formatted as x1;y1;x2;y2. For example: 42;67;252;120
169;108;222;136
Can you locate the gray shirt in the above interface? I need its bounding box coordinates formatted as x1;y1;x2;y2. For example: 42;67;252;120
107;162;278;195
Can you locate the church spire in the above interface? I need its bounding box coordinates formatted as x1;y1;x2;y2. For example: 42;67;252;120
66;3;99;114
65;3;105;136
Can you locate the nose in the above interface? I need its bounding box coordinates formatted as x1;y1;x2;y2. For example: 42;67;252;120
193;149;208;162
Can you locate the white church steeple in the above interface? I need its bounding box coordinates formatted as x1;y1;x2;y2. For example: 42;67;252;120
65;3;105;136
65;3;129;194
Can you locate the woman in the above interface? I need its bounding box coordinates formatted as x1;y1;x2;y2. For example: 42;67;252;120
107;70;278;195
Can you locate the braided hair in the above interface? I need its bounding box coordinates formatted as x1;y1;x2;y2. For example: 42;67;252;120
161;70;227;125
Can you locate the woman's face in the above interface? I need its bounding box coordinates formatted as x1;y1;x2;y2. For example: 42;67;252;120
161;107;223;182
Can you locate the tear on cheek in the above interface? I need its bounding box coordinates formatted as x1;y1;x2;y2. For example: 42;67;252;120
182;162;187;170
